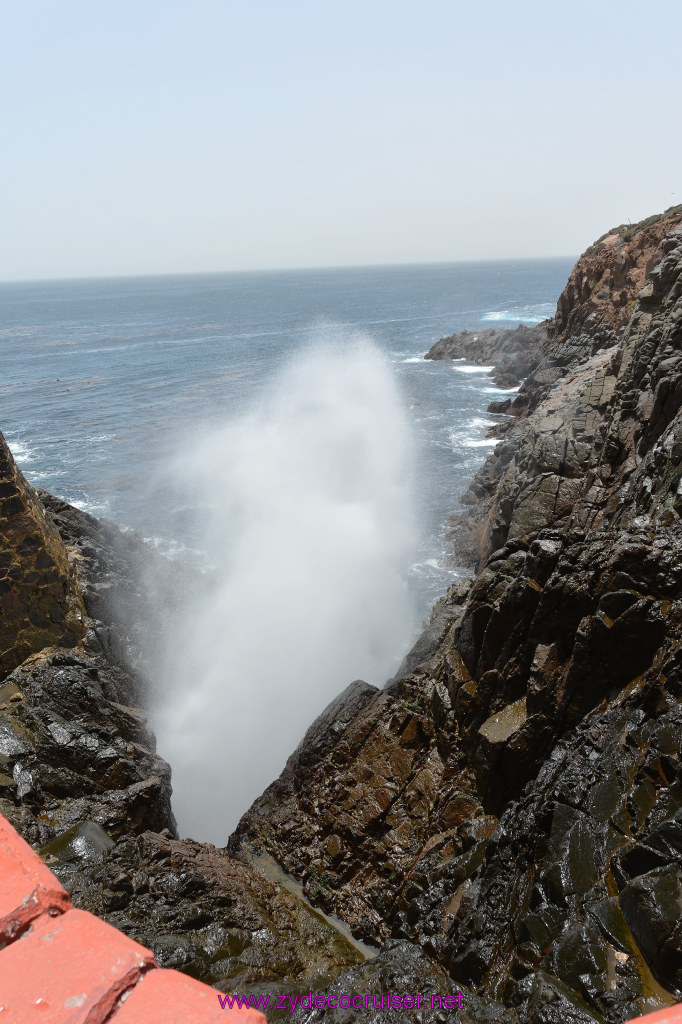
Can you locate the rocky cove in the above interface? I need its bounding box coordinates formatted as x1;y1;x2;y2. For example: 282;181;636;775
1;208;682;1023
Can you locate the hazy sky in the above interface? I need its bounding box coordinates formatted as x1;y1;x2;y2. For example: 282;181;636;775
3;0;681;280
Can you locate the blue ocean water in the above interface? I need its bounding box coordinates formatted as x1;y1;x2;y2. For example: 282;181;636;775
1;258;574;621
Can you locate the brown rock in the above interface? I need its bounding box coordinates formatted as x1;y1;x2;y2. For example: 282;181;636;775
0;433;86;677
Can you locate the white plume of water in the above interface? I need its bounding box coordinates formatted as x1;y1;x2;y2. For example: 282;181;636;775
150;332;417;844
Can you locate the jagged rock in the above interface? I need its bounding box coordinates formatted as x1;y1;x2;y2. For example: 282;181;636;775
425;325;546;389
619;867;682;992
0;648;175;843
387;580;472;684
0;443;180;844
0;433;86;676
274;939;517;1023
36;490;186;704
231;209;682;1020
46;827;365;992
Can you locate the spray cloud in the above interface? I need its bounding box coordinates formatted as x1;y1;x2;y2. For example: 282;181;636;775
150;332;417;843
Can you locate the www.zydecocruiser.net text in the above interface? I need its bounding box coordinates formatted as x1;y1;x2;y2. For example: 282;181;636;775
218;991;465;1013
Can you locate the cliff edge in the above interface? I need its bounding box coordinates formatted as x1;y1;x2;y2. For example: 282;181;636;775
230;208;682;1022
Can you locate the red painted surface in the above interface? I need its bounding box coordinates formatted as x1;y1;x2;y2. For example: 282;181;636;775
114;969;266;1023
0;908;154;1022
0;815;70;942
628;1009;682;1024
0;813;265;1022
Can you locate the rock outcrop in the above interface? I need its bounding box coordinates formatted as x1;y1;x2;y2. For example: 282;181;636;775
425;324;547;388
0;464;176;847
0;434;86;676
2;206;682;1022
229;208;682;1022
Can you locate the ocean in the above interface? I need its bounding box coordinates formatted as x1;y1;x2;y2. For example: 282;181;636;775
2;257;576;838
1;258;573;618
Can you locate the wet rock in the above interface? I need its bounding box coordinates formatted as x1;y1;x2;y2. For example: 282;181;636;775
36;490;186;703
387;580;471;684
619;866;682;991
0;648;175;843
521;970;608;1024
232;207;682;1021
50;829;364;992
478;697;527;745
40;819;115;867
272;939;517;1024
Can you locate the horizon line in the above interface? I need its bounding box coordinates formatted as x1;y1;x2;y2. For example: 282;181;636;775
0;253;578;288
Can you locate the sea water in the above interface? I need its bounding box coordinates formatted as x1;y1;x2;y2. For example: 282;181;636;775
0;258;573;615
1;259;574;838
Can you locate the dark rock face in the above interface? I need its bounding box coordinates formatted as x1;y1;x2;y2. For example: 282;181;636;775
35;491;177;704
454;209;682;568
231;210;682;1021
44;827;365;994
269;939;517;1023
0;648;175;845
0;464;177;845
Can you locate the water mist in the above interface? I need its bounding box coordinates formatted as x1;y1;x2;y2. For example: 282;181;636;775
150;333;417;844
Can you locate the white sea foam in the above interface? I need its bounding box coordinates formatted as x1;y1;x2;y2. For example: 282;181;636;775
462;438;501;448
449;418;500;450
7;440;35;463
149;332;417;843
483;385;520;394
452;364;495;374
69;497;111;515
401;356;425;363
481;303;555;325
410;557;452;576
21;470;51;481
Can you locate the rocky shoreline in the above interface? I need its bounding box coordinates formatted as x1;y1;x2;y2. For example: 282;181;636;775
424;323;547;389
1;206;682;1022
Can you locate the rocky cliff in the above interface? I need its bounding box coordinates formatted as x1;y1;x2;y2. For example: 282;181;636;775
1;207;681;1023
229;207;682;1021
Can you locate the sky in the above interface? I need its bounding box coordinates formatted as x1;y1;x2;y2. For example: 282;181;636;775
2;0;681;281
